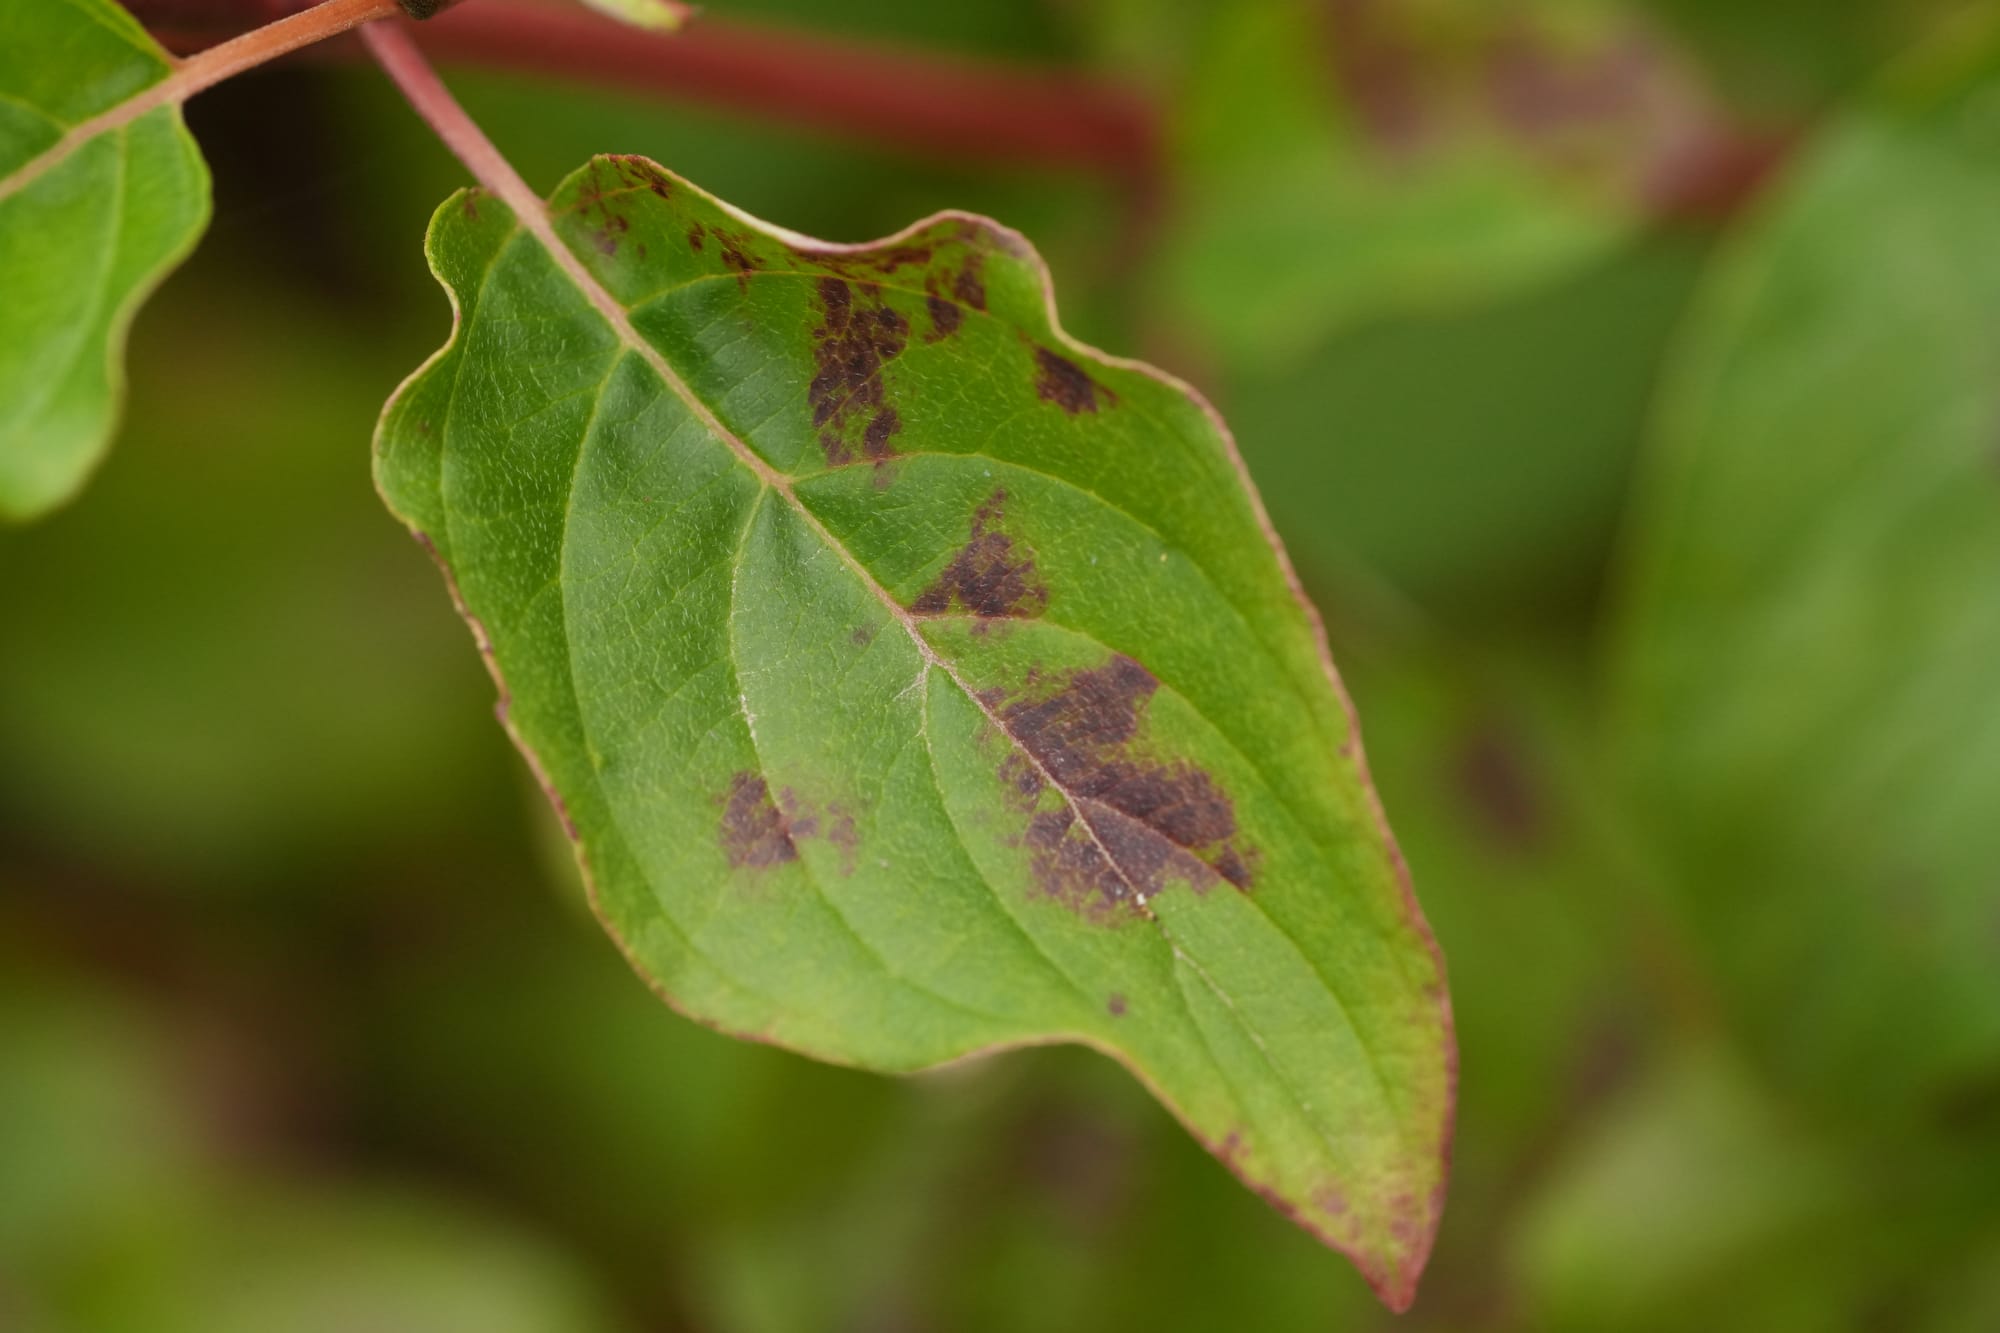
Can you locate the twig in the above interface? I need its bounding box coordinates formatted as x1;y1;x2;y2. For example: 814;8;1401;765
128;0;1160;186
423;1;1158;183
129;0;1780;220
176;0;403;99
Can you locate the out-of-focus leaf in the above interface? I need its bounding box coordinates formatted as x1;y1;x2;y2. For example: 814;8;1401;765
1157;0;1639;371
1514;1045;1863;1331
574;0;692;35
0;947;627;1333
1609;28;2000;1117
54;1184;628;1333
0;273;501;888
1225;235;1707;609
0;961;206;1269
1641;0;1970;111
375;156;1453;1304
0;0;209;521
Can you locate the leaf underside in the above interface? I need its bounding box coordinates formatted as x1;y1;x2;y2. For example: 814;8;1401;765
0;0;211;522
375;156;1454;1305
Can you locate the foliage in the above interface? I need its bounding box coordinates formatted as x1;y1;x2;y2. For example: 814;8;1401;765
0;0;208;520
374;158;1451;1301
1611;19;2000;1119
3;0;1999;1326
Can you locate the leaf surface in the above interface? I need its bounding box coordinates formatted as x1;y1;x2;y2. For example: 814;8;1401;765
1610;31;2000;1116
375;156;1454;1305
0;0;210;521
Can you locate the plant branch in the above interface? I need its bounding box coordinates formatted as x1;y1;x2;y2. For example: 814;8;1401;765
127;0;1161;187
421;1;1159;184
175;0;404;101
129;0;1780;220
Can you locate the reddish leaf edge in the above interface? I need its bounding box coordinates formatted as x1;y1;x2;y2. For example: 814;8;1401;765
371;158;1458;1313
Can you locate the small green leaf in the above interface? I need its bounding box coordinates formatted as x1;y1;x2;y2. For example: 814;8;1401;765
0;0;210;523
1515;1046;1860;1332
1610;33;2000;1117
376;156;1454;1305
574;0;692;35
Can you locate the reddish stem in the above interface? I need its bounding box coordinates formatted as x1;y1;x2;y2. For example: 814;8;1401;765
422;1;1159;184
125;0;1159;185
173;0;402;95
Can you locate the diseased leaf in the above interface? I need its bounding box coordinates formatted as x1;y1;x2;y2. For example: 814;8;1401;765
0;0;211;522
375;156;1454;1305
1609;33;2000;1118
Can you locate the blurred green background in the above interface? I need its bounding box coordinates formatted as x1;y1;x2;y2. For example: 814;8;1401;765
5;0;2000;1327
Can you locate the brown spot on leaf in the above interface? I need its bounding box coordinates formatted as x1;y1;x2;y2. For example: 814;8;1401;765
1034;347;1105;414
718;236;758;282
566;161;645;257
811;245;938;287
686;224;706;252
926;293;963;341
461;190;481;220
1211;846;1253;889
1107;993;1127;1017
1002;752;1045;801
809;277;909;466
612;154;674;200
987;656;1254;915
777;787;860;874
594;213;630;257
863;406;900;459
953;258;987;312
719;773;796;868
910;489;1048;619
858;243;935;274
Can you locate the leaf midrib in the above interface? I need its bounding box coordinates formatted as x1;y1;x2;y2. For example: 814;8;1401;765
0;67;178;209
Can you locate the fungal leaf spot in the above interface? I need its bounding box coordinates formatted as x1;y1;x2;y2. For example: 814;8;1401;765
719;772;797;868
926;293;963;342
1034;347;1107;415
985;656;1254;916
809;277;908;466
910;489;1048;619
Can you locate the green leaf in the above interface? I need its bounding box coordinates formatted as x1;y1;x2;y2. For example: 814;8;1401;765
1225;235;1708;609
574;0;692;35
375;156;1454;1305
1609;31;2000;1117
1641;0;1969;111
0;0;210;522
1514;1045;1862;1332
